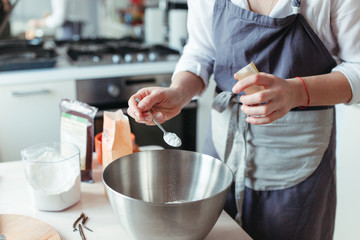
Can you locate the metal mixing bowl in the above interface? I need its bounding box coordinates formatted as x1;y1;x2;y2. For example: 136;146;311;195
103;149;233;240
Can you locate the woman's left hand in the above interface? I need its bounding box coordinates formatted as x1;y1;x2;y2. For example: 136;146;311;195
232;73;306;125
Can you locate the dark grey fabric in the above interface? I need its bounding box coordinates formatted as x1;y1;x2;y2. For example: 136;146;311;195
60;21;84;40
242;119;336;240
212;1;336;92
210;0;337;239
292;0;301;7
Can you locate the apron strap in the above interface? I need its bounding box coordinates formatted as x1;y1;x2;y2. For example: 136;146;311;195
212;90;249;225
212;91;241;163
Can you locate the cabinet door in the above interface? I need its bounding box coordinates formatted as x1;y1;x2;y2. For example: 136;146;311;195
0;80;75;162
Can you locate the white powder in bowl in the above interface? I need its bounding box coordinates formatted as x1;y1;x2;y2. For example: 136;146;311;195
28;176;81;211
25;150;81;211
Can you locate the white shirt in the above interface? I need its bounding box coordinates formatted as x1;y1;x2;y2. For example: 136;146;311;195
173;0;360;104
45;0;89;29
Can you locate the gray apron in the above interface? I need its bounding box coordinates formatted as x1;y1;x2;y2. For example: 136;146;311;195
205;0;337;239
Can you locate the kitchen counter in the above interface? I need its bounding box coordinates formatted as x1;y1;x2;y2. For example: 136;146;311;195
0;156;253;240
0;61;178;86
0;52;180;162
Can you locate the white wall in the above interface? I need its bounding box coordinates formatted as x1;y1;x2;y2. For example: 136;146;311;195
334;104;360;240
11;0;51;20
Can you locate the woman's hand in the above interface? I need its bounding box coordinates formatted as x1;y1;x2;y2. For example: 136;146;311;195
127;86;188;126
232;73;307;125
128;71;205;126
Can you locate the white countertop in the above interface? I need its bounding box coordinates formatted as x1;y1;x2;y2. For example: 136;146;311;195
0;157;253;240
0;61;178;86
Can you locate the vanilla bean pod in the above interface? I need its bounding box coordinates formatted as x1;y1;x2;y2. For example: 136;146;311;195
73;211;93;238
73;212;85;232
81;216;88;225
82;225;93;232
78;224;86;240
81;214;93;232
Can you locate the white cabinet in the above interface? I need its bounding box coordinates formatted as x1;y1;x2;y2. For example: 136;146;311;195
334;104;360;240
0;80;75;162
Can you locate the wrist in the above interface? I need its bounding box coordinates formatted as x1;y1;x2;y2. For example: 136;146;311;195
290;77;310;108
169;84;193;107
170;71;204;104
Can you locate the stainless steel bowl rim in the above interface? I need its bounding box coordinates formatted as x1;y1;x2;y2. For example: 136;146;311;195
102;150;234;206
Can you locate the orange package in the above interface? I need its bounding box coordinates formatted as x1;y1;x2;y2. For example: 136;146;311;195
102;110;133;169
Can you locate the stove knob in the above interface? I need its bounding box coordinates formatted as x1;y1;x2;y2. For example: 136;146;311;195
124;54;132;63
107;84;120;98
136;53;145;62
92;56;100;63
148;52;157;62
112;55;121;64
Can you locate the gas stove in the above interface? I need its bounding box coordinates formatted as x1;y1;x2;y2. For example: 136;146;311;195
0;37;180;72
0;38;58;71
56;37;180;67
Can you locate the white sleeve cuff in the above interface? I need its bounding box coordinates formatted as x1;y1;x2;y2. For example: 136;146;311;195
332;62;360;105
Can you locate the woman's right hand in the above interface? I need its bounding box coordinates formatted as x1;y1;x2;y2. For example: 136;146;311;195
128;71;205;126
127;86;187;126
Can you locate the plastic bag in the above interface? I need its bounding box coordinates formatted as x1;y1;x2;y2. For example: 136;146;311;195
59;98;98;183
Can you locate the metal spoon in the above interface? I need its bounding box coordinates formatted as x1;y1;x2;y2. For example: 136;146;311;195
135;98;182;147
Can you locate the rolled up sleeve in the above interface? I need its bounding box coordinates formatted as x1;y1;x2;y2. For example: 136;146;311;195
172;0;215;95
44;0;67;28
331;0;360;104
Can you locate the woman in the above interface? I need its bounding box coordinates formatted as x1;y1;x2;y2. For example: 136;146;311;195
127;0;360;239
26;0;88;40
